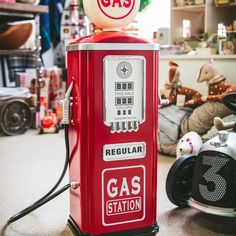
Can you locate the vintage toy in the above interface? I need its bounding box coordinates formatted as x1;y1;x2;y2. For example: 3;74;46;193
166;92;236;216
187;60;236;105
176;131;203;158
161;61;202;108
0;87;32;136
38;109;60;134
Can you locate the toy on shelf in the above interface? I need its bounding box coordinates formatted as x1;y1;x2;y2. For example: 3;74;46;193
188;60;236;105
166;92;236;216
61;0;90;43
161;61;202;108
38;109;60;134
176;131;203;158
57;0;90;66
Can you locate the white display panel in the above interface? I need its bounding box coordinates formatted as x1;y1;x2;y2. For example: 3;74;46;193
104;56;146;133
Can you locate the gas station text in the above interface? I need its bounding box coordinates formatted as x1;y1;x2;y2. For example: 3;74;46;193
107;197;141;215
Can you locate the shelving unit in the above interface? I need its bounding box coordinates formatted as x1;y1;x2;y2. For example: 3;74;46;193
160;1;236;103
0;2;48;57
0;2;47;15
170;0;236;44
171;4;205;12
0;2;48;127
0;49;36;56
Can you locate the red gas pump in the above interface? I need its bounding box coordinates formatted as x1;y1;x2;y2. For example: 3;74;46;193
66;0;159;235
6;0;159;234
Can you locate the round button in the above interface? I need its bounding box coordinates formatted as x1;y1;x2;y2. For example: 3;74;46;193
116;61;132;79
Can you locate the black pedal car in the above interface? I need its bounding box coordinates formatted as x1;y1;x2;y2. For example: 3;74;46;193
166;92;236;217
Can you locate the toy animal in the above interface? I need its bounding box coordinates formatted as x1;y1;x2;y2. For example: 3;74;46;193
176;131;203;158
161;61;202;108
197;60;236;103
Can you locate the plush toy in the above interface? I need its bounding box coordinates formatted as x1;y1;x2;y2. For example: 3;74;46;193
188;60;236;105
176;131;203;158
161;61;202;108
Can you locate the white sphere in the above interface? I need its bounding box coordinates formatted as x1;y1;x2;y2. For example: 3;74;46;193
83;0;140;30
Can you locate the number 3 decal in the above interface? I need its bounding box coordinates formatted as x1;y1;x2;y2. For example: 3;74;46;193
199;156;229;202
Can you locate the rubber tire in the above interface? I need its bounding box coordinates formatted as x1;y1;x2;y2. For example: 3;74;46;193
166;155;197;208
0;99;31;136
223;92;236;112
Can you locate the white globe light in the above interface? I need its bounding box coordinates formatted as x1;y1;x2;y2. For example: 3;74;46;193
83;0;140;30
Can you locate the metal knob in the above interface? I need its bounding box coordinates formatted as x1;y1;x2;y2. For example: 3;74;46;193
160;99;169;105
218;130;229;143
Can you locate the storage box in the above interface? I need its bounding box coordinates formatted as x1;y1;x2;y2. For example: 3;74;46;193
194;0;205;4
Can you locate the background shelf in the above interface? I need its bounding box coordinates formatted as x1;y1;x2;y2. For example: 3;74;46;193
0;2;48;15
0;49;37;55
172;4;205;13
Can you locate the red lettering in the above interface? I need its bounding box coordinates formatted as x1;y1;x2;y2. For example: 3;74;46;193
112;0;122;7
101;0;110;7
100;0;132;8
123;0;131;8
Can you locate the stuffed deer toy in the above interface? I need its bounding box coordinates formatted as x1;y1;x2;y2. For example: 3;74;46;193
196;60;236;103
161;61;202;108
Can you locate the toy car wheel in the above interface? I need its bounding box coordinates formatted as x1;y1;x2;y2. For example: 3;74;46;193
55;124;60;133
223;92;236;112
0;99;31;136
166;155;196;208
38;125;44;135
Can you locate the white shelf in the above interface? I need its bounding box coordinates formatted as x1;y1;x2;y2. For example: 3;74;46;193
214;2;236;7
160;54;236;60
172;4;205;13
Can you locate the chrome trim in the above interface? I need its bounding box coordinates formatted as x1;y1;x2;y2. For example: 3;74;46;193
66;43;160;51
200;132;236;161
188;198;236;217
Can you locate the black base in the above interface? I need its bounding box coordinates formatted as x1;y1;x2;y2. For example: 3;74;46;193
68;216;159;236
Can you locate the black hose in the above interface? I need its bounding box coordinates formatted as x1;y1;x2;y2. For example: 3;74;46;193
8;184;71;224
7;125;70;224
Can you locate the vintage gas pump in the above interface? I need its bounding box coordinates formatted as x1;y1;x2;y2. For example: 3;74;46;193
66;0;159;235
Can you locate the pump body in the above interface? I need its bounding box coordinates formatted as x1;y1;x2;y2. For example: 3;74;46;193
67;32;159;236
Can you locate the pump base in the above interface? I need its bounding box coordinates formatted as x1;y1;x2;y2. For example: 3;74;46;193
68;217;159;236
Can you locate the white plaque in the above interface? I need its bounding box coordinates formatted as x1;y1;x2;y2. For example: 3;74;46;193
103;142;146;161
